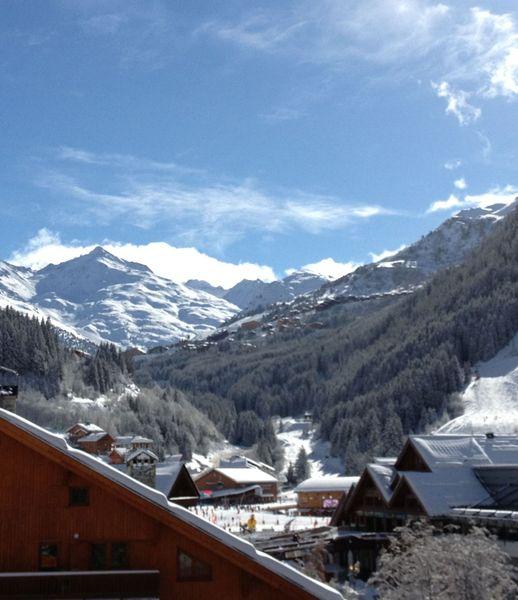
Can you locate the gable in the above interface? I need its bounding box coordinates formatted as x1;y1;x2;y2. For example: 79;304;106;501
394;439;431;472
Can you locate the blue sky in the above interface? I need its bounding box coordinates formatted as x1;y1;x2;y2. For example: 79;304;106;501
1;0;518;286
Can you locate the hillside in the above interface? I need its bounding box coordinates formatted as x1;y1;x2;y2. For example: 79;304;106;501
136;205;518;472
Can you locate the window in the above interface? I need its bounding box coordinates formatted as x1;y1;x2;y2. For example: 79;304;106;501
177;549;212;582
91;543;129;570
39;543;58;571
111;543;129;569
69;486;89;506
91;543;108;570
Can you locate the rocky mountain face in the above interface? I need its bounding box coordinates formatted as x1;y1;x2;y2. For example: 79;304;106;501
319;201;516;300
0;247;239;348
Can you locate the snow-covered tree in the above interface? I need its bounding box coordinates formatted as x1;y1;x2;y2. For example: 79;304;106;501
369;521;517;599
295;447;311;482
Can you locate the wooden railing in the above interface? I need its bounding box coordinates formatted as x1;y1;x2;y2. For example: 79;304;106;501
0;570;160;599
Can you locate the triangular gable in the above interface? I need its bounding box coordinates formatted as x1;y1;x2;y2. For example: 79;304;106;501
388;475;428;516
394;438;432;472
168;465;200;500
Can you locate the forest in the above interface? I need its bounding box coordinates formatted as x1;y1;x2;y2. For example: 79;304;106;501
135;206;518;472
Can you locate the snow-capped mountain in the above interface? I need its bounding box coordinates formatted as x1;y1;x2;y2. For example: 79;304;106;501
318;200;517;299
185;279;227;298
223;271;329;311
0;247;239;348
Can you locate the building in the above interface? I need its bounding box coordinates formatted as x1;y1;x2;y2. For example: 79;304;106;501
66;422;105;446
196;467;279;504
219;455;276;476
155;458;200;507
114;435;154;451
294;477;359;515
109;446;129;465
0;366;18;413
0;408;341;600
126;448;159;487
77;431;115;455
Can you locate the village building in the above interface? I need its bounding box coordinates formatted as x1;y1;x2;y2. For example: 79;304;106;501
195;467;279;504
0;366;18;413
66;422;105;446
295;476;359;515
77;431;115;455
126;448;160;488
155;457;200;508
330;433;518;578
219;455;277;476
109;446;128;465
0;408;341;600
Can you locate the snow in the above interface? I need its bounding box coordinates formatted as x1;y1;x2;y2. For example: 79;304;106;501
277;418;344;478
439;334;518;434
0;408;342;600
0;247;240;349
294;477;359;493
202;467;278;484
188;505;330;534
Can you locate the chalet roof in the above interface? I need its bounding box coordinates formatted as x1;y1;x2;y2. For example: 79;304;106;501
366;464;395;504
126;448;159;463
294;476;359;493
78;432;112;443
131;436;154;444
0;409;340;600
212;467;278;484
67;422;104;434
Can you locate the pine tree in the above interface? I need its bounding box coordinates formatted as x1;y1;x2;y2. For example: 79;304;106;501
294;447;311;482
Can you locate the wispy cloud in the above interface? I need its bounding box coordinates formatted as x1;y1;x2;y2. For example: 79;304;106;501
444;158;462;170
287;257;359;280
9;229;276;288
37;147;393;250
427;185;517;213
202;1;518;125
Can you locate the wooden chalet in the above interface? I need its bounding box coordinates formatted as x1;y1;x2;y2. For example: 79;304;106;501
0;408;341;600
332;433;518;532
77;431;115;455
66;422;105;446
196;467;278;504
294;477;359;515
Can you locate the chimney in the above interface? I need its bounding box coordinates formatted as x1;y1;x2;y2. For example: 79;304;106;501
0;367;18;413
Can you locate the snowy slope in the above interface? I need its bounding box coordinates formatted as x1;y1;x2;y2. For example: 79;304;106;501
320;200;516;299
185;279;227;298
439;334;518;434
224;271;329;311
0;247;240;348
277;418;344;478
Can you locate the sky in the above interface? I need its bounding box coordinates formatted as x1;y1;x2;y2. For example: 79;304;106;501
1;0;518;287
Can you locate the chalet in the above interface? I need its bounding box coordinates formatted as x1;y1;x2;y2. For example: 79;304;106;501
109;446;128;465
115;435;154;450
220;455;277;476
196;467;279;504
77;432;115;455
332;433;518;533
295;477;359;515
0;408;341;600
66;422;105;446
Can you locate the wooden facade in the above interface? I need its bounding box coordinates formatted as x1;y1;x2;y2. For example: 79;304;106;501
77;432;115;455
297;490;345;514
0;412;337;600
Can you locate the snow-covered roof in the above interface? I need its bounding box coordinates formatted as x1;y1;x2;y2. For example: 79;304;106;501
126;448;159;463
366;464;395;503
67;422;104;434
78;431;112;443
211;467;278;484
131;436;154;444
0;409;341;600
410;435;491;468
294;476;359;493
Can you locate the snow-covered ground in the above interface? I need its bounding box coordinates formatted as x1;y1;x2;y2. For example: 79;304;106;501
278;417;344;477
188;504;329;534
439;334;518;434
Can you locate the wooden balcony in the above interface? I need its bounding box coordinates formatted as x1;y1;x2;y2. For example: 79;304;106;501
0;570;159;599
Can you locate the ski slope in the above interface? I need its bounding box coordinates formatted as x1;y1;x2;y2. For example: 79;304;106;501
439;334;518;434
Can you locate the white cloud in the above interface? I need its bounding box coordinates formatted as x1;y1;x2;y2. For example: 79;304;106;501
294;258;359;280
8;230;276;289
37;148;392;250
427;185;517;213
431;81;481;125
444;159;462;170
369;244;407;263
427;193;464;213
454;177;467;190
